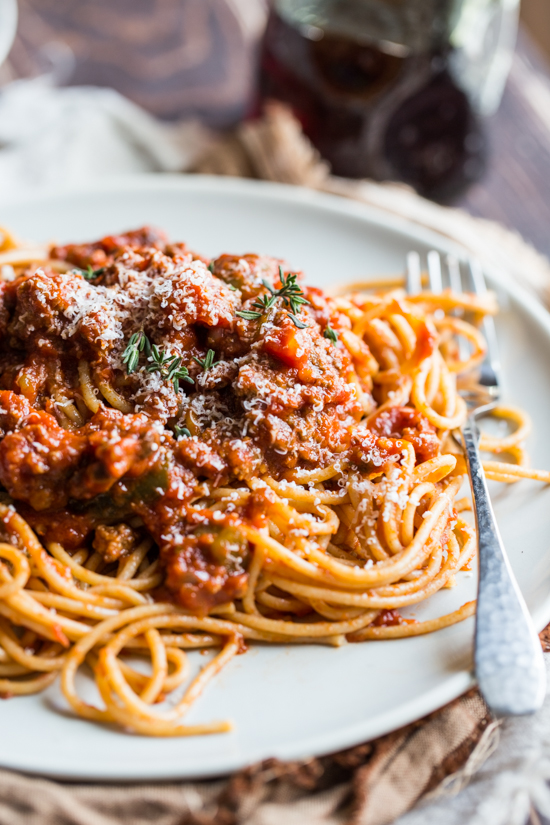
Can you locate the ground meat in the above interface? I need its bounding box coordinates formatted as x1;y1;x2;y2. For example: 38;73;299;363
0;227;426;612
209;253;288;301
0;282;11;338
157;261;239;331
0;391;33;436
348;426;406;474
8;269;79;340
368;406;440;463
0;399;87;510
176;437;229;481
93;523;137;562
0;395;165;510
160;509;249;614
50;226;168;270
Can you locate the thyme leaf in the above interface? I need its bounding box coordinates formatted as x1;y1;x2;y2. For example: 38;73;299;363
324;325;338;343
74;265;106;282
275;266;310;316
166;357;194;392
236;309;263;320
122;333;193;391
173;425;191;439
287;313;309;329
146;344;177;373
192;349;220;371
236;268;310;327
251;293;276;313
122;331;150;374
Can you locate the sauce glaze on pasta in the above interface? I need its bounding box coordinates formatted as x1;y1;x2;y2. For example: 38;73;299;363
0;225;545;737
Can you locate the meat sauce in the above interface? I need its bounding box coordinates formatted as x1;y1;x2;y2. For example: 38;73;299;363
371;609;417;628
368;406;439;464
0;228;439;613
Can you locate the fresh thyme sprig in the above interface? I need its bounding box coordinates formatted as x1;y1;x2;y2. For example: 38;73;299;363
236;309;263;320
251;292;277;313
173;425;191;439
170;365;194;392
236;267;310;329
146;344;175;373
269;267;311;318
147;347;194;392
84;265;106;281
192;349;220;371
122;331;151;374
122;332;193;391
324;325;338;344
287;313;309;329
73;265;106;282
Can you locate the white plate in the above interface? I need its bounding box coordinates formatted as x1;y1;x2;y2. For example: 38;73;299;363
0;0;17;67
1;175;550;782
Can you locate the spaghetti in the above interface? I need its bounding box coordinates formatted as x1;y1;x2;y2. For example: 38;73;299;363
0;225;545;737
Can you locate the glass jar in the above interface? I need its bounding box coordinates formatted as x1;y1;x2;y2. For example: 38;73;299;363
258;0;520;201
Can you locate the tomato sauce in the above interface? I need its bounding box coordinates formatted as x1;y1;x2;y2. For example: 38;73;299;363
0;228;439;612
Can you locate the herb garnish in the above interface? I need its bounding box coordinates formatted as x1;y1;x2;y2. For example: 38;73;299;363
236;309;263;320
147;346;194;392
287;313;309;329
146;344;176;373
207;262;215;273
73;265;106;282
192;349;220;371
122;333;194;391
251;293;276;313
324;325;338;343
236;266;310;329
270;267;310;319
122;331;151;374
85;265;106;281
173;425;191;439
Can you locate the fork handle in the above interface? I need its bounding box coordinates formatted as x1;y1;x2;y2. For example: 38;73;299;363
461;417;546;716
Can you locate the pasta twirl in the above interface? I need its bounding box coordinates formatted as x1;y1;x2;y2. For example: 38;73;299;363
0;225;543;736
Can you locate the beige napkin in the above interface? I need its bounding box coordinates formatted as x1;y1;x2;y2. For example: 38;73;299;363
0;689;492;825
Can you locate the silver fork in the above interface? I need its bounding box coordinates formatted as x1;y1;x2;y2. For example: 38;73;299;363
406;251;546;716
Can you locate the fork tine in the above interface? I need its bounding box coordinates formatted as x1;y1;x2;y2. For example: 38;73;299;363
427;251;443;293
468;259;502;390
405;251;421;295
469;258;487;296
447;255;462;294
446;255;469;362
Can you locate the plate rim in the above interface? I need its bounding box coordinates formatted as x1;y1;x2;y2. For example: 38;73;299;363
0;0;17;68
1;174;549;781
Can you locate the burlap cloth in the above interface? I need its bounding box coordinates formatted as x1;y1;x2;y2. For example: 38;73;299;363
1;104;550;825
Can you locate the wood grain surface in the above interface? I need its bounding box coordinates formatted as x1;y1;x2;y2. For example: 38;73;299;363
458;32;550;261
6;0;269;126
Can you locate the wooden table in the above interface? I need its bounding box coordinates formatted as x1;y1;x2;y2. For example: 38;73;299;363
458;31;550;261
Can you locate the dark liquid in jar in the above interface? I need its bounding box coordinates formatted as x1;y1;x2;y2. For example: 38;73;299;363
258;9;487;201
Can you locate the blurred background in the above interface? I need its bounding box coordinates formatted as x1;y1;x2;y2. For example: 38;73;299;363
522;0;550;62
1;0;550;257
